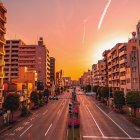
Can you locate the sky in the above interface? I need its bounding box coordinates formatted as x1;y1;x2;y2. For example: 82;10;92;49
2;0;140;80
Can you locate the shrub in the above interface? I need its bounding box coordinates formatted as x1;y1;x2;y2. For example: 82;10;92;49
21;105;29;117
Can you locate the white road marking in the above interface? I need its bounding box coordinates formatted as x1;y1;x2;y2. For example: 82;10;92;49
23;121;30;126
19;124;33;137
9;133;15;136
95;103;132;138
45;123;52;136
66;129;68;140
43;110;48;115
86;106;105;137
83;136;140;139
14;126;24;132
134;127;140;131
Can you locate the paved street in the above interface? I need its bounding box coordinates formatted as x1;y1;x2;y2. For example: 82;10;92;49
77;90;140;140
1;89;140;140
0;92;70;140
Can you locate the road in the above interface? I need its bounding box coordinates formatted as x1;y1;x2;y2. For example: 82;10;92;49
77;90;140;140
0;92;71;140
1;88;140;140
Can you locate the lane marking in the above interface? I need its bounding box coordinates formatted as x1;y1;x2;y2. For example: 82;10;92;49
134;127;140;131
45;123;52;136
23;121;30;126
9;133;15;136
43;110;48;115
83;135;140;139
14;126;24;132
19;124;33;137
86;106;105;137
66;129;68;140
94;104;132;138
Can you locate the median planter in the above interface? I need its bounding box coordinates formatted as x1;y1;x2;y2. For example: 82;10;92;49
68;118;80;128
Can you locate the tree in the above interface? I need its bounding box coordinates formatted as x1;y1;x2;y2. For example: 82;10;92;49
30;91;39;106
101;86;109;99
4;94;20;121
96;86;102;100
21;105;29;117
37;81;44;91
85;85;91;92
114;90;125;110
38;92;44;106
93;85;99;93
126;91;140;117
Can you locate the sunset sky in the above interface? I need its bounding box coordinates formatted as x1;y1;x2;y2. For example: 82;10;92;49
3;0;140;80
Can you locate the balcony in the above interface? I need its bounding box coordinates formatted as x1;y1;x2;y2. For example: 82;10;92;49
112;54;118;60
108;77;112;81
12;47;19;51
108;71;112;75
0;26;6;34
120;67;126;72
119;50;126;57
0;60;4;66
0;12;6;23
0;47;4;54
120;76;126;80
108;65;112;69
119;58;126;65
113;83;120;87
112;61;119;66
0;72;4;78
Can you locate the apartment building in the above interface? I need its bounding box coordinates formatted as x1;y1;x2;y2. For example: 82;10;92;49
98;60;105;86
0;3;6;109
62;77;72;87
4;40;25;82
50;57;55;86
91;32;139;95
46;49;50;88
19;37;50;88
102;50;110;86
92;64;98;86
80;70;92;87
107;43;122;91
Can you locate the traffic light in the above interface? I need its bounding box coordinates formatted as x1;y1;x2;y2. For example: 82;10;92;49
49;97;59;100
69;103;73;115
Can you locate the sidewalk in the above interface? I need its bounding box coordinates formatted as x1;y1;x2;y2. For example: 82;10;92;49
0;109;22;135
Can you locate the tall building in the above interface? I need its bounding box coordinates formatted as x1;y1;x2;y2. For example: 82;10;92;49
91;31;140;95
4;40;25;82
46;49;50;88
62;77;72;87
19;37;50;88
0;3;6;109
102;50;110;86
50;57;55;86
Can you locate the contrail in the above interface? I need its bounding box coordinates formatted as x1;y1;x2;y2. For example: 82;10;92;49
82;18;89;45
98;0;112;30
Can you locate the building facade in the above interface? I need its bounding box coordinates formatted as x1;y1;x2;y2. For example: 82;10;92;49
4;40;25;82
0;3;6;109
50;57;55;86
5;37;50;88
91;30;140;95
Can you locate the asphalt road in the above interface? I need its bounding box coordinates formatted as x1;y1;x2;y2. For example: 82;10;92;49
1;88;140;140
77;90;140;140
0;92;71;140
